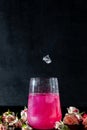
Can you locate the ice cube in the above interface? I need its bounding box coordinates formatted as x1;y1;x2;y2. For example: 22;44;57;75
42;55;52;64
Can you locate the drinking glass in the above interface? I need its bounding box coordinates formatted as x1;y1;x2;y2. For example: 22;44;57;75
27;77;62;129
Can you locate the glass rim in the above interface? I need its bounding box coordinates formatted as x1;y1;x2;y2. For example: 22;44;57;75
29;77;58;79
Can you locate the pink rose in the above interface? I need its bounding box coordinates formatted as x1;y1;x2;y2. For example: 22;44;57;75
67;106;79;114
82;114;87;126
21;108;28;122
0;124;7;130
14;120;22;128
63;114;79;125
2;111;18;126
66;106;82;121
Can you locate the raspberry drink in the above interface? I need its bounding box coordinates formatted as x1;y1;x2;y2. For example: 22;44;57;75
27;93;62;129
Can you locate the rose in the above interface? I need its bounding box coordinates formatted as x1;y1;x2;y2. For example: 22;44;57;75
55;121;64;129
0;124;7;130
55;121;70;130
63;114;79;125
67;106;79;114
66;106;82;121
14;119;22;128
2;111;18;126
2;115;16;124
82;114;87;119
82;113;87;126
21;107;28;123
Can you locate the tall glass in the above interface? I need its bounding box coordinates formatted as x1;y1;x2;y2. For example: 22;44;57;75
27;77;62;129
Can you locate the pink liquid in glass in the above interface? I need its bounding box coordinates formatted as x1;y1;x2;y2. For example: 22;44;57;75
27;93;62;129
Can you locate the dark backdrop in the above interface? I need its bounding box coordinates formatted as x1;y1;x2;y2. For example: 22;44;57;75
0;0;87;106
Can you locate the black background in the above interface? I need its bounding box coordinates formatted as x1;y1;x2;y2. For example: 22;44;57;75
0;0;87;107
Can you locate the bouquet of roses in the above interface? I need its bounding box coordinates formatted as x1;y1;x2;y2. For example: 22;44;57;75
0;107;32;130
55;106;83;130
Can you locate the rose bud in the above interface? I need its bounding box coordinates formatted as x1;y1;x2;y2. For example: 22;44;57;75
82;114;87;126
21;107;28;122
67;106;79;114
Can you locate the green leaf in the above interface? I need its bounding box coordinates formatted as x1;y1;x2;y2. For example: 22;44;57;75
22;123;27;128
61;125;70;130
6;109;12;115
0;115;2;123
24;106;27;109
80;112;85;115
63;125;70;130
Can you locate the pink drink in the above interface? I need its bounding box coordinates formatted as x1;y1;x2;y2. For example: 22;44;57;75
27;93;62;129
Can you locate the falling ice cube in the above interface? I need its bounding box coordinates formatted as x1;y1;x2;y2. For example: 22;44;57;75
43;55;52;64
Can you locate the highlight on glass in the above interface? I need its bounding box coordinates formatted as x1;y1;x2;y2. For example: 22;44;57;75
27;77;62;129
